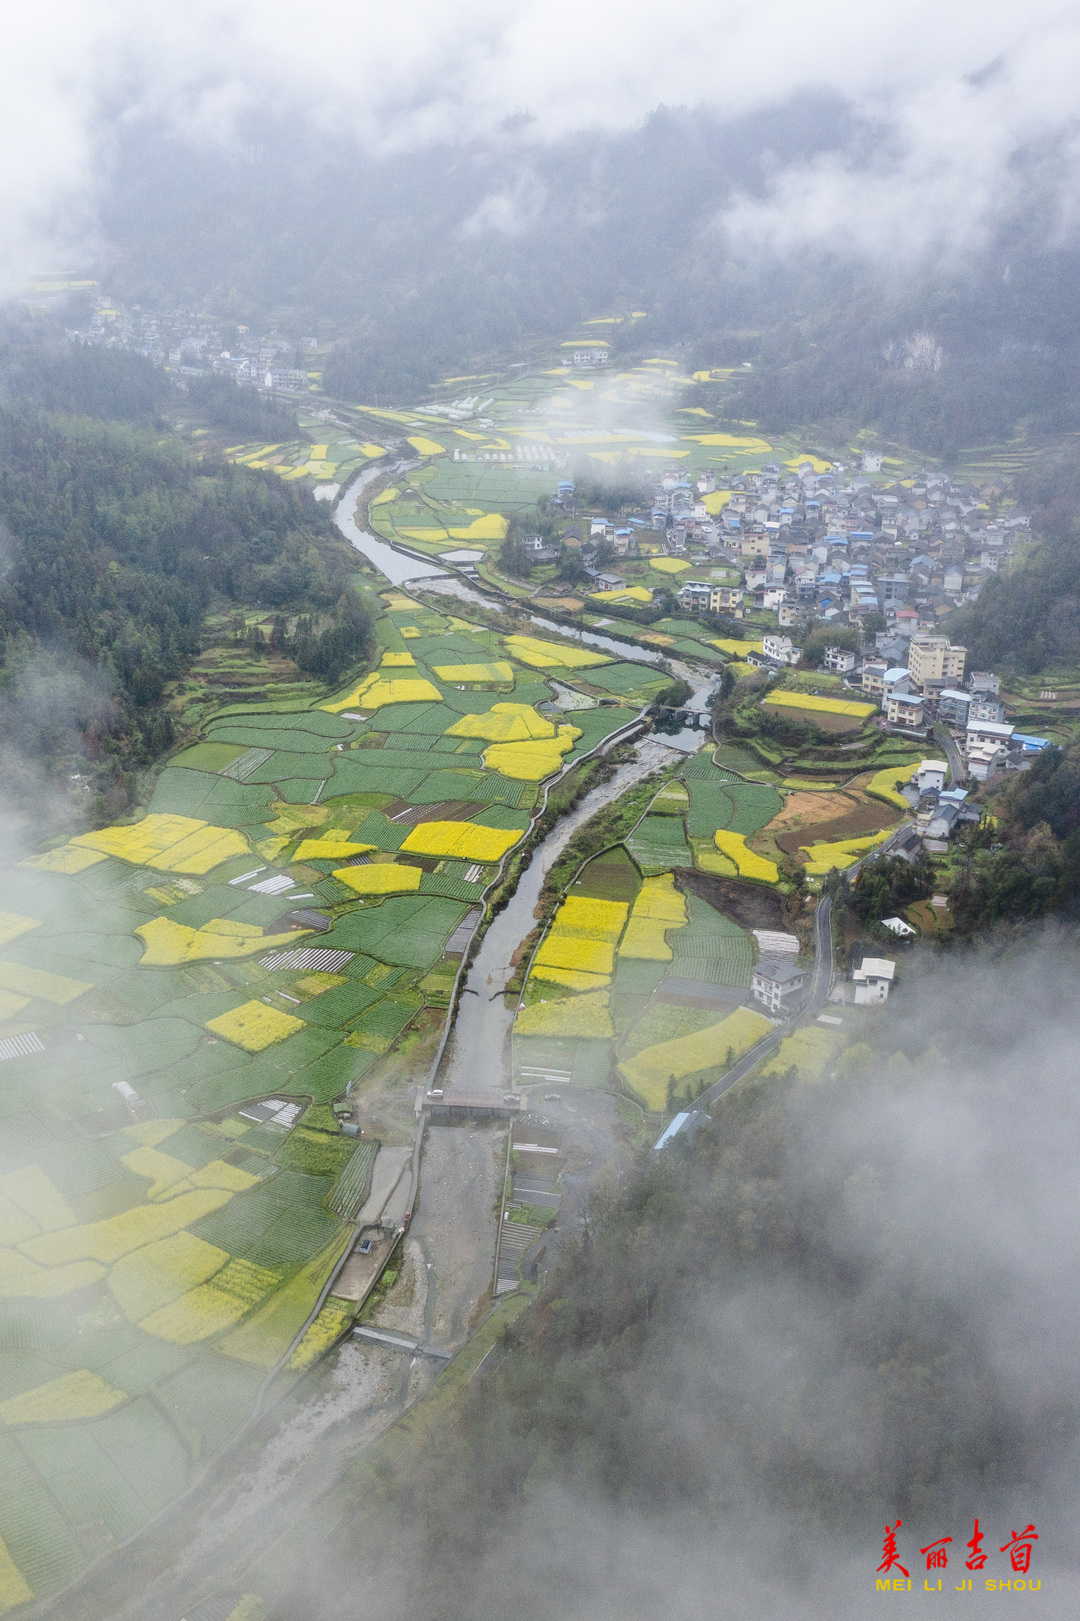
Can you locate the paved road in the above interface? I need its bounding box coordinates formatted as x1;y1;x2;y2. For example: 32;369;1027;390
934;721;966;786
808;890;834;1012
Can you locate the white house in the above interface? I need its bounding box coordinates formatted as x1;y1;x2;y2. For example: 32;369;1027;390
916;760;948;795
852;958;896;1004
761;633;801;666
966;718;1014;753
885;691;925;728
881;916;916;937
823;647;856;673
751;959;806;1013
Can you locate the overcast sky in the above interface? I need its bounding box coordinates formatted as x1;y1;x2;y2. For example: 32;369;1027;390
8;1;1080;286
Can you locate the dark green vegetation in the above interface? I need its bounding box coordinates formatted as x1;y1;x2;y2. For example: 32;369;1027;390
0;347;365;826
949;451;1080;674
949;743;1080;930
289;950;1075;1621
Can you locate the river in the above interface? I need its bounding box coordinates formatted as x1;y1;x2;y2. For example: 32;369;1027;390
438;737;688;1095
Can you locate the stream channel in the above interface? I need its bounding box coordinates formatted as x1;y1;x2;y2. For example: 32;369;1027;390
331;468;715;1090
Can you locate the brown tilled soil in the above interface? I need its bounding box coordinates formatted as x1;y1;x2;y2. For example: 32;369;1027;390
765;789;861;831
797;710;865;733
775;798;899;854
677;867;803;934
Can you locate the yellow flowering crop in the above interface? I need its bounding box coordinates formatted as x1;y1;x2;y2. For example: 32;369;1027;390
332;862;423;895
702;490;733;513
551;895;628;940
504;635;610;670
288;1298;354;1370
801;827;894;875
713;830;779;883
140;1257;279;1344
400;821;521;862
619;873;688;960
20;843;107;874
0;1370;127;1427
764;690;877;719
295;838;376;862
108;1232;231;1321
483;727;579;781
649;557;692;573
590;586;653;604
0;913;40;948
0;1251;104;1299
530;966;611;992
321;673;442;712
534;936;614;975
711;638;764;655
446;703;554;742
516;989;614;1038
0;992;28;1019
619;1006;772;1109
447;514;508;540
380;589;415;607
433;661;515;683
0;960;90;1005
121;1118;184;1148
136;915;277;967
219;1231;353;1367
406;436;447;456
20;1188;234;1267
865;763;918;809
380;650;416;667
120;1146;258;1203
0;1166;78;1231
70;813;249;875
206;999;305;1052
759;1024;841;1082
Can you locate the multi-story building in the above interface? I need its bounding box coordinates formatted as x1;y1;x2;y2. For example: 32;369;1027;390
908;635;967;693
886;691;926;728
823;647;856;673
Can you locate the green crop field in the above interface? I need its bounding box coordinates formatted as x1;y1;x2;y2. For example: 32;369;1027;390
0;582;642;1606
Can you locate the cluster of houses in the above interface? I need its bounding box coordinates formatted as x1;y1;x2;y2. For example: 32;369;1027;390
68;296;316;393
669;459;1027;626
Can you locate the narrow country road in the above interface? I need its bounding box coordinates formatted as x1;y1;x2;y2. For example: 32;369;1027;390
934;721;966;786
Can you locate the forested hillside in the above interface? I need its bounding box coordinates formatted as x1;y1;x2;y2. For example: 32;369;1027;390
0;348;368;830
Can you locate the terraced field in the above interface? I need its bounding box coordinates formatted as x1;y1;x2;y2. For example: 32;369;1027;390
0;593;646;1607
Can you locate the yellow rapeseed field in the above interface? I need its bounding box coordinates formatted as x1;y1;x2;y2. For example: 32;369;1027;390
400;822;520;862
533;894;628;977
713;830;779;882
406;436;447;456
135;916;277;966
322;672;442;712
865;762;918;809
0;1538;31;1610
800;827;894;875
20;1188;235;1266
140;1256;279;1344
446;703;554;742
0;913;40;948
0;1370;127;1426
120;1146;258;1202
503;635;609;670
433;661;515;683
483;727;578;781
0;1166;77;1231
108;1231;231;1321
530;966;611;992
764;690;877;718
19;843;107;874
649;557;692;573
590;586;653;603
759;1024;842;1082
287;1298;354;1370
618;873;688;960
70;813;249;874
332;863;423;895
294;838;376;862
534;935;614;975
619;1006;772;1109
711;638;764;655
0;1251;105;1299
447;514;508;540
516;989;614;1038
206;1000;305;1052
0;960;90;1005
380;650;416;667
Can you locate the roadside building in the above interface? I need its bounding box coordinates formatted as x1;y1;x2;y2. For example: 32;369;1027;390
885;690;925;728
936;688;972;728
852;957;896;1004
751;959;806;1014
761;633;801;666
908;635;967;693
